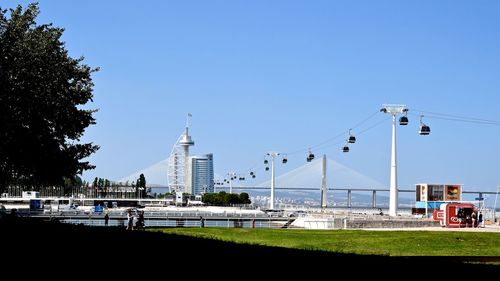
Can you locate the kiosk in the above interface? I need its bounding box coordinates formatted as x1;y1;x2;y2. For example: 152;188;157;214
413;183;462;216
433;203;477;228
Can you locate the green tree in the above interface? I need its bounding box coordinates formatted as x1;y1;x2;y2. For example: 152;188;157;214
138;174;146;188
202;193;216;204
138;173;146;198
216;191;228;205
201;192;251;206
0;4;99;192
227;193;240;204
239;192;251;204
63;175;81;196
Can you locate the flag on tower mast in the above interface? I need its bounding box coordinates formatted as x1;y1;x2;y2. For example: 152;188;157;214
186;113;192;128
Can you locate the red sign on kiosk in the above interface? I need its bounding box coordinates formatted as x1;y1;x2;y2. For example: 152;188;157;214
433;203;477;228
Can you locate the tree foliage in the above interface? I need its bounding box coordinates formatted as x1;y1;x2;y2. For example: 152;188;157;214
202;192;252;206
63;175;81;195
0;4;99;191
138;174;146;188
137;173;146;198
239;192;251;204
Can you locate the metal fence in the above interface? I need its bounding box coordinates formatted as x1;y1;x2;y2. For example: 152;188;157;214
58;216;286;229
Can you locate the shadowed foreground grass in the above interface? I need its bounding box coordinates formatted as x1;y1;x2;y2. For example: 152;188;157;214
156;228;500;256
0;217;499;275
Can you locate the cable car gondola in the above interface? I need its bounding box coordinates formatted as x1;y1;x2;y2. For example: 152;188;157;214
348;129;356;143
264;159;268;165
419;124;430;135
342;145;349;153
306;151;315;162
265;166;269;171
399;115;409;126
419;115;431;135
282;155;288;164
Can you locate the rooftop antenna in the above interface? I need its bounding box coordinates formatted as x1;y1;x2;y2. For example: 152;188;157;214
181;113;194;147
186;112;192;129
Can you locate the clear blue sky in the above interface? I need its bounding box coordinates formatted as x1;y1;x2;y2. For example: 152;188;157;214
6;0;500;191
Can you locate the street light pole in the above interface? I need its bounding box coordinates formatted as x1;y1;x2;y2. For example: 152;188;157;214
494;185;500;223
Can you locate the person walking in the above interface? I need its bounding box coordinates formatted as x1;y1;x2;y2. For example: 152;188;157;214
136;210;145;230
126;209;134;231
104;213;109;226
478;212;483;228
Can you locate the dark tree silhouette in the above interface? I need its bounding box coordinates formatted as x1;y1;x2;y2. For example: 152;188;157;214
239;192;251;204
138;173;146;198
0;4;99;192
202;191;252;206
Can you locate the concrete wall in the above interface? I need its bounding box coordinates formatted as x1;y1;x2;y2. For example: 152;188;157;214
293;216;441;229
346;219;440;229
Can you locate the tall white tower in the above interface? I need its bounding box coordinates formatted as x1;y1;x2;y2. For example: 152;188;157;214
168;114;195;193
266;151;280;210
381;104;407;217
321;154;327;208
179;114;195;194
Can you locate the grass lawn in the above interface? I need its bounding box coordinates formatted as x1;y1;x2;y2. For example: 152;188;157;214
153;228;500;256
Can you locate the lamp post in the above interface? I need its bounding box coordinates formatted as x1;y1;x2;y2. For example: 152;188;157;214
380;104;408;217
494;185;500;223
